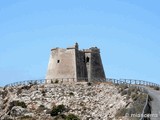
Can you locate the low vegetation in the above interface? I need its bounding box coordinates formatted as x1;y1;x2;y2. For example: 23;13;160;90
18;116;36;120
116;84;149;120
69;92;74;96
149;85;160;91
50;104;80;119
66;114;80;120
9;101;27;110
154;86;160;90
50;104;66;116
87;82;92;86
55;79;59;84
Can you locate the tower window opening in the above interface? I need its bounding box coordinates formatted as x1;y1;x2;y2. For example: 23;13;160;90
57;60;60;63
86;57;90;62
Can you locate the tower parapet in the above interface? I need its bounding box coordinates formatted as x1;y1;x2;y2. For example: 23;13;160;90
83;47;100;53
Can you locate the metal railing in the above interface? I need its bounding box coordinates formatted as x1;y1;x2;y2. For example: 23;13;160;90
4;78;159;88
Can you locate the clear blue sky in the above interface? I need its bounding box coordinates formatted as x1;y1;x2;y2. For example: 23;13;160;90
0;0;160;86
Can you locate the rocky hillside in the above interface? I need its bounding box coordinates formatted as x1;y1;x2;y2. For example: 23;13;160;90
0;82;138;120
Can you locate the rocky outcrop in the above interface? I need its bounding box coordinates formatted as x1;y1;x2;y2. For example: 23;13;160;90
0;82;129;120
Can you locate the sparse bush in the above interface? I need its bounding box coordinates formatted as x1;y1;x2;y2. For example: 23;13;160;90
41;90;46;96
33;81;38;85
119;84;128;90
36;105;45;113
55;79;59;84
54;114;67;120
66;114;80;120
79;102;85;106
28;81;37;86
148;95;153;101
136;93;147;103
39;104;45;108
9;101;27;110
154;86;160;90
87;82;92;86
121;90;127;96
128;86;139;94
18;116;36;120
50;104;65;116
115;108;127;118
114;83;119;86
51;80;54;84
118;84;128;93
21;85;32;90
131;93;138;101
69;92;74;96
117;88;148;119
17;88;22;95
127;89;132;96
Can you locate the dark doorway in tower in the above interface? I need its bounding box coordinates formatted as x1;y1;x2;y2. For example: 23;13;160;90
57;60;60;63
86;57;90;63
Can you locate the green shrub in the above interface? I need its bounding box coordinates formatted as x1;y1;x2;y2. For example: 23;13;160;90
115;108;127;118
131;93;138;101
66;114;80;120
87;82;92;86
136;93;147;103
50;104;65;116
36;105;45;113
22;85;32;90
127;89;132;96
118;84;128;93
54;114;67;120
69;92;74;96
114;83;119;86
17;88;22;95
33;81;38;85
128;86;139;94
121;90;127;96
9;101;27;110
116;90;148;119
55;79;59;84
128;93;148;118
18;116;36;120
154;86;160;90
41;90;46;96
119;84;128;90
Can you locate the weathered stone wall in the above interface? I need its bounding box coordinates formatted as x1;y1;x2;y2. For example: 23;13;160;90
90;52;106;81
46;48;77;83
84;52;92;82
46;43;106;83
76;50;88;81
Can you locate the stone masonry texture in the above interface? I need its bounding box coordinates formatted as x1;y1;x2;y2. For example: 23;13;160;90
46;43;106;83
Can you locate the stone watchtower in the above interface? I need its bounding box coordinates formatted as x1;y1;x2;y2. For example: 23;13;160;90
46;43;106;83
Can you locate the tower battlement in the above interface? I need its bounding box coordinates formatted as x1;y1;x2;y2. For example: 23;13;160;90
46;43;106;83
83;47;100;53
